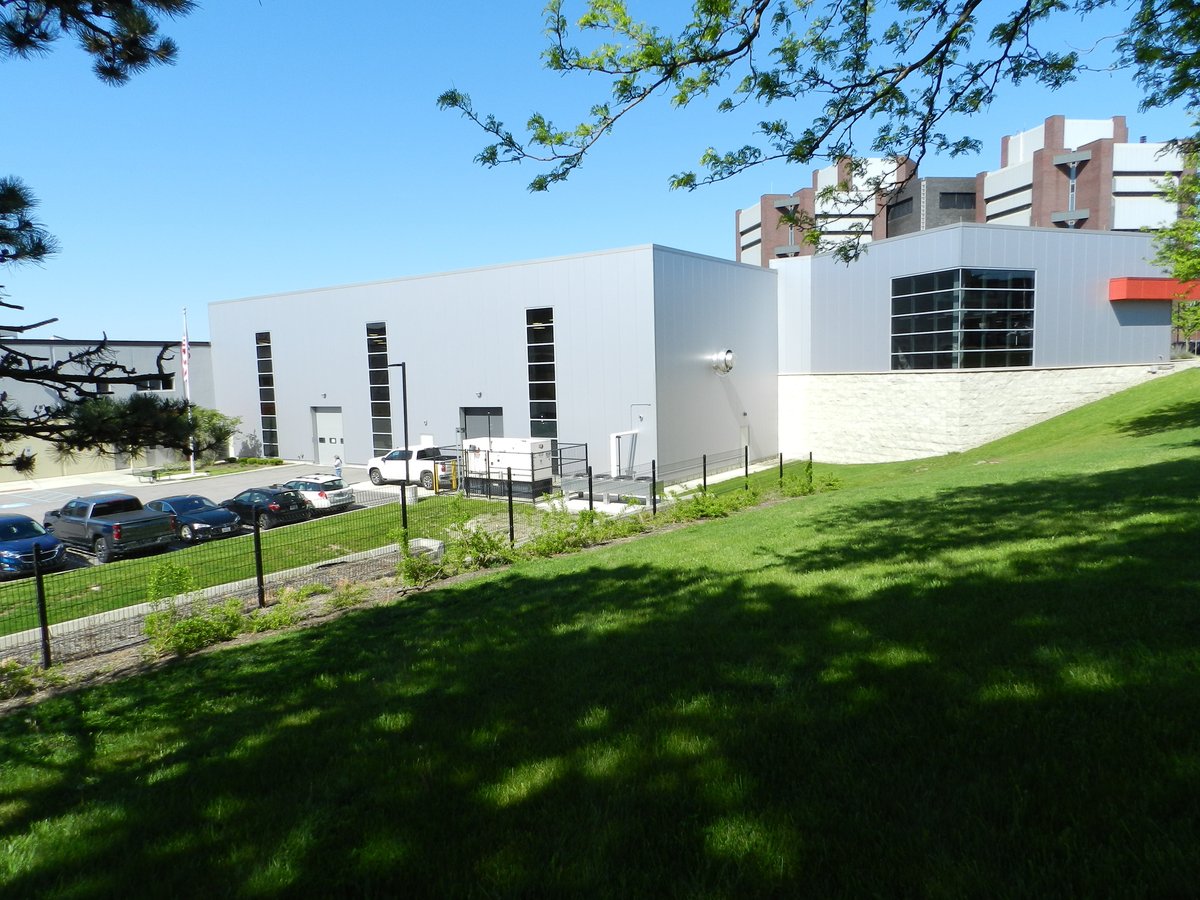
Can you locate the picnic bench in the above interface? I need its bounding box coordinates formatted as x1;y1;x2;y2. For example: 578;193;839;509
132;467;162;483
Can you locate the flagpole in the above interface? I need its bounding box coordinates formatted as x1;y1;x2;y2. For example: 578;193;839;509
183;308;195;476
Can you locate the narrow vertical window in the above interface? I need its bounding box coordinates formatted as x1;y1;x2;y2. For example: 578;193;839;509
366;323;393;454
526;307;557;440
255;332;279;456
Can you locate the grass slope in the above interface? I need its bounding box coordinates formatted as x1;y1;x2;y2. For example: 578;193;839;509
1;369;1198;897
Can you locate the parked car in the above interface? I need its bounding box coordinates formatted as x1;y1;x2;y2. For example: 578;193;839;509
282;475;355;513
0;514;68;578
367;444;456;490
219;487;310;530
43;493;176;563
146;495;243;542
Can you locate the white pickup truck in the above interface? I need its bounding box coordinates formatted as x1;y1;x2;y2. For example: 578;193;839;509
367;444;456;490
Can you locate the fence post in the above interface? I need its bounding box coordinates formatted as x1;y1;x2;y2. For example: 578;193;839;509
587;465;594;512
651;459;657;516
33;546;52;670
779;452;784;486
252;516;266;608
703;454;708;492
744;445;749;490
401;478;409;531
507;467;515;547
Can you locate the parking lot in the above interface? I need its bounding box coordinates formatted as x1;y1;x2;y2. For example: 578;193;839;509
0;464;403;569
0;464;377;523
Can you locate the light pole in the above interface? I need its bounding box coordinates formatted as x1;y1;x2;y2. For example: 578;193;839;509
388;362;409;528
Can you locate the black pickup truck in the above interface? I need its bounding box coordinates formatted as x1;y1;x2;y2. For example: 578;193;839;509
43;493;176;563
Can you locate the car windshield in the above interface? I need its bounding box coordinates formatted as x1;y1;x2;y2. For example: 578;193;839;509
172;497;215;513
323;479;346;489
0;519;45;540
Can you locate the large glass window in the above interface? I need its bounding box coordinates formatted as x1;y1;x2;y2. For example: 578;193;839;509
365;323;392;454
891;268;1034;369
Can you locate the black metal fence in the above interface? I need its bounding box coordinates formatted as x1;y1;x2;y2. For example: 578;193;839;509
0;485;480;667
0;444;780;669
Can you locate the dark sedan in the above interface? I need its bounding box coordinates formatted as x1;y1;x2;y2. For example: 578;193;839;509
0;514;68;577
146;495;243;542
219;487;311;530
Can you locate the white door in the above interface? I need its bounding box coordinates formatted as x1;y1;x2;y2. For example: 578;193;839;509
312;407;344;465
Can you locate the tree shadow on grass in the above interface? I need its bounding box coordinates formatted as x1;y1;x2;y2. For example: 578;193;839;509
0;460;1198;896
776;455;1200;578
1113;396;1200;438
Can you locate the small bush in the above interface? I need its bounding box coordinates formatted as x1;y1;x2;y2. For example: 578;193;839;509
781;474;816;497
145;564;243;657
146;560;198;604
325;580;370;611
662;487;760;522
145;597;244;656
818;473;844;492
523;504;648;558
0;659;39;700
448;523;517;571
400;548;449;587
246;585;325;633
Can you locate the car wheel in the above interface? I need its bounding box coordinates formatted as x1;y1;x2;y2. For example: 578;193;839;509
420;471;434;491
256;513;272;531
179;524;195;542
369;468;385;486
93;537;113;564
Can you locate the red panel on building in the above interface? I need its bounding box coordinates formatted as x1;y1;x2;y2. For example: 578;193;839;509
1109;277;1200;302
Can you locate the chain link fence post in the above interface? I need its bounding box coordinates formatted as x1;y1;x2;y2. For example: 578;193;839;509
33;547;52;669
252;516;266;608
507;467;515;547
651;459;657;516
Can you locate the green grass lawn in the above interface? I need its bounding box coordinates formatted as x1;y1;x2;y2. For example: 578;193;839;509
1;369;1199;896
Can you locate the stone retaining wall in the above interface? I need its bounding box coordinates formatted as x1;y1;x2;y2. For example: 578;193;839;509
779;360;1195;463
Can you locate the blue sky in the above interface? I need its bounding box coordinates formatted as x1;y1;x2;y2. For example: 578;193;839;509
4;0;1190;341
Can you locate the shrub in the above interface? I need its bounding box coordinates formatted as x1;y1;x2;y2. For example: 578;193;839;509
145;597;244;656
818;473;844;492
400;548;450;587
146;559;198;604
246;584;326;632
325;580;370;611
662;487;760;522
447;523;517;571
523;504;649;558
781;474;816;497
0;659;39;700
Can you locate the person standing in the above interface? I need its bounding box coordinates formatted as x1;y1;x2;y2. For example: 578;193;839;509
333;455;343;479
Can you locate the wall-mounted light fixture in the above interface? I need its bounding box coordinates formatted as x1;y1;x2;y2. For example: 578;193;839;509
711;349;735;375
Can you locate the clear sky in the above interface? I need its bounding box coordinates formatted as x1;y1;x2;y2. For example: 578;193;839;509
4;0;1190;342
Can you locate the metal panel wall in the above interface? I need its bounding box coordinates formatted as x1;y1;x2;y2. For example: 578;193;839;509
208;248;660;467
776;223;1171;374
651;247;779;464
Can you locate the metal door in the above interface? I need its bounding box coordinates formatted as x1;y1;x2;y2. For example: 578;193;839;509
312;407;344;465
460;406;504;441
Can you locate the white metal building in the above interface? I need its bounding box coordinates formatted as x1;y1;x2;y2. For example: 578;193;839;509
206;224;1176;469
207;245;780;474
